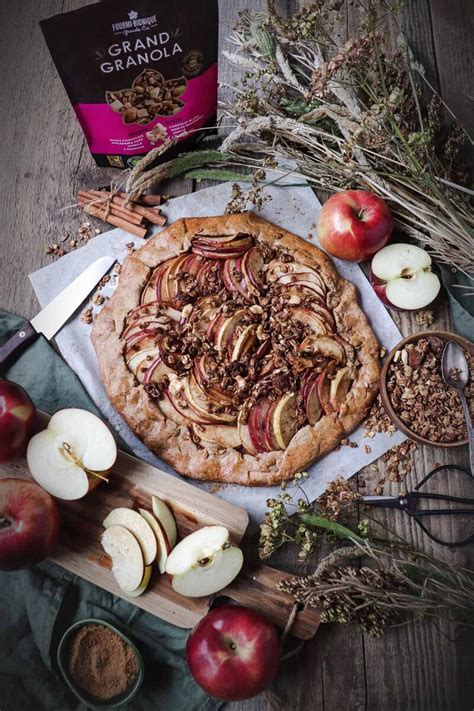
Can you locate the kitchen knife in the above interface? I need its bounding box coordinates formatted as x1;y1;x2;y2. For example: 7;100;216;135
0;256;115;368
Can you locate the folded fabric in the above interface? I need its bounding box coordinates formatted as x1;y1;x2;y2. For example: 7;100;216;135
0;309;221;711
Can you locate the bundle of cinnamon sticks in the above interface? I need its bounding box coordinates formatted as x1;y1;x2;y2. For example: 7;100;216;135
78;190;167;238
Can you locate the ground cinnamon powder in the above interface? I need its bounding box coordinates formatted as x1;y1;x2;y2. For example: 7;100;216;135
67;624;139;701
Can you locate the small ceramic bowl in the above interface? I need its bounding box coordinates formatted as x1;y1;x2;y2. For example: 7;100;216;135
57;619;144;709
380;330;473;447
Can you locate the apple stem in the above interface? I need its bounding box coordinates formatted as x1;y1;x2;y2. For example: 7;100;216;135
61;442;110;484
0;515;11;529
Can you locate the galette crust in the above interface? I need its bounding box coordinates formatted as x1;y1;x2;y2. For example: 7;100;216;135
92;212;380;485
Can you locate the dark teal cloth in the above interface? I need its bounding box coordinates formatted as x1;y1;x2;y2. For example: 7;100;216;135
0;310;221;711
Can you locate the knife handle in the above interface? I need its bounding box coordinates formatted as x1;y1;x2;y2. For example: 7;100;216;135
0;322;38;369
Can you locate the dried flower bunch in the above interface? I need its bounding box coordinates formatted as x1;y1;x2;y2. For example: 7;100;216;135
259;476;361;560
215;0;473;272
262;477;474;636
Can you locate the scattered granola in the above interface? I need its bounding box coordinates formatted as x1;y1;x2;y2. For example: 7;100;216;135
81;307;93;325
415;310;434;330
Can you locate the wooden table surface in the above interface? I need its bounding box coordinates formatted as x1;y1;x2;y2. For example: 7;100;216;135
0;1;472;710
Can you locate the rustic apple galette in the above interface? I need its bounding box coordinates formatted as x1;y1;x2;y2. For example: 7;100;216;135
92;213;380;485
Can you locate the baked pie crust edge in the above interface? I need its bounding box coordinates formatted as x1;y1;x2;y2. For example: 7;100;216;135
92;212;380;486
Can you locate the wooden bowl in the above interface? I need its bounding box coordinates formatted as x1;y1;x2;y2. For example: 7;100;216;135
380;330;473;448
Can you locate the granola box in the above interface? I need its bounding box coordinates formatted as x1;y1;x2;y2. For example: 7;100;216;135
40;0;218;168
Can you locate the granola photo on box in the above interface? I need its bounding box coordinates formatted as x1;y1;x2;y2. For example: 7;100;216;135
41;0;218;168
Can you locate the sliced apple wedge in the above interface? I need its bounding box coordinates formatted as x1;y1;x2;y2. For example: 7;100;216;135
271;393;299;449
151;496;177;549
101;524;144;592
139;508;171;574
27;409;117;500
125;564;152;597
103;507;157;566
289;307;327;336
299;335;345;363
193;423;241;449
165;526;243;598
316;362;337;415
237;409;258;455
126;347;161;377
329;366;353;412
215;308;247;351
230;324;257;361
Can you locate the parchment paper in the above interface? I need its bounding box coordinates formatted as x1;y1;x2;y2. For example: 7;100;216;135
30;178;405;524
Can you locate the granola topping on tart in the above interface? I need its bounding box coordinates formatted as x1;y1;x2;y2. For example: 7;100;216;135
92;213;380;485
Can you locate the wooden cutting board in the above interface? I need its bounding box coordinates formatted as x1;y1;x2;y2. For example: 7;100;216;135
1;413;320;640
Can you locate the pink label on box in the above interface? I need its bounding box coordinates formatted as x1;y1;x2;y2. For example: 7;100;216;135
74;63;217;156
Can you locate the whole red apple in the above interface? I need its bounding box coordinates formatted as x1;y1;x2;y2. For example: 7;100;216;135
0;380;36;462
317;190;393;262
0;478;59;571
186;605;280;701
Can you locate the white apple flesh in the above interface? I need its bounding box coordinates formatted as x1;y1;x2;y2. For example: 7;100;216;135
103;507;157;566
125;564;152;597
101;524;144;592
27;409;117;500
165;526;243;598
371;243;441;311
138;508;171;574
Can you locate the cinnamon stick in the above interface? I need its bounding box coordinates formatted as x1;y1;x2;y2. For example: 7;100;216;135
80;191;145;226
99;190;162;207
118;191;162;207
79;200;147;238
91;190;166;226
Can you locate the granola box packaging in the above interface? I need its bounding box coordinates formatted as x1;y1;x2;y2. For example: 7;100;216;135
40;0;218;168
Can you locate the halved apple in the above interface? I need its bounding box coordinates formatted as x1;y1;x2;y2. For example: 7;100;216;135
125;564;152;597
27;409;117;500
103;507;157;566
329;366;353;412
165;526;244;598
101;524;144;592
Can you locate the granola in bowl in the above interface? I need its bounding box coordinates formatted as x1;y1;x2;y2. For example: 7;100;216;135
382;333;473;446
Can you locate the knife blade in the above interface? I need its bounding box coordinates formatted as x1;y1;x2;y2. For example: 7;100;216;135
0;256;115;369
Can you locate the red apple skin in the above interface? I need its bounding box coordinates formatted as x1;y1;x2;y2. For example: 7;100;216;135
317;190;393;262
369;267;405;311
0;381;37;463
0;478;59;571
186;605;280;701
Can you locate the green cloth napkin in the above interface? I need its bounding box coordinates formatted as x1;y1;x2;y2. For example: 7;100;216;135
0;310;221;711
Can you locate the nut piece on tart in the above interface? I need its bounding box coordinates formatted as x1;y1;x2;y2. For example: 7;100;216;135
92;213;380;485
